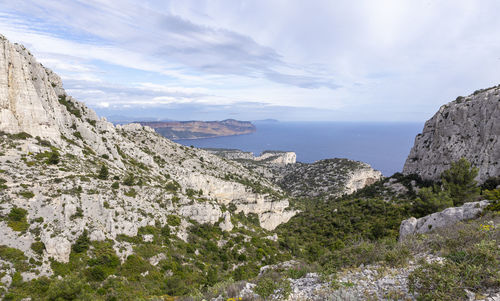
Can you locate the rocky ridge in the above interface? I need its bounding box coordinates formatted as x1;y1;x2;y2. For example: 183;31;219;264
276;159;382;199
208;149;382;199
0;33;296;281
206;149;296;166
403;86;500;182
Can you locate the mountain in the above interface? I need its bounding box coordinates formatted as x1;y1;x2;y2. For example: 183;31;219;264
403;85;500;182
0;33;298;288
138;119;256;139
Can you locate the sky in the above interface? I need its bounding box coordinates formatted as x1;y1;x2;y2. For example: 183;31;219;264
1;0;500;122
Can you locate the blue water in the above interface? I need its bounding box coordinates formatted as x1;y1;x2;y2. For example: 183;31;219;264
175;122;423;176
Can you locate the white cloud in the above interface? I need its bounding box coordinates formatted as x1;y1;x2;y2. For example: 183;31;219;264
0;0;499;121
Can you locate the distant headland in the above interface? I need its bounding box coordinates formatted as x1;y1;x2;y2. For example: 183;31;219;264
138;119;256;139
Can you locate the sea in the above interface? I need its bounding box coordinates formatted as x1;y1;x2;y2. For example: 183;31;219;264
175;121;424;177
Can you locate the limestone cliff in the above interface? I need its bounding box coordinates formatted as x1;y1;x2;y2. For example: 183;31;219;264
0;33;296;277
403;85;500;182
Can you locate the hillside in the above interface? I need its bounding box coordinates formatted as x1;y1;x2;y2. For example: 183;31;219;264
139;119;256;139
0;34;299;298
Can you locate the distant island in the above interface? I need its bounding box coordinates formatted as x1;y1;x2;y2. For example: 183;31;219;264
139;119;256;139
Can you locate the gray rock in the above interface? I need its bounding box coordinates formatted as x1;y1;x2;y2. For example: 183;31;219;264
399;200;489;239
403;86;500;183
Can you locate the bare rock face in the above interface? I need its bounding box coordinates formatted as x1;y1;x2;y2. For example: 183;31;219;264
399;200;489;239
42;236;72;263
403;86;500;183
0;35;65;142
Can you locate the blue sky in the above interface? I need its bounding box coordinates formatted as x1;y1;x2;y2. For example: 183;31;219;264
1;0;500;121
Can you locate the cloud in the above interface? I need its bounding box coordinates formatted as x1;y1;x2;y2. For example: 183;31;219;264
0;1;338;90
1;0;500;122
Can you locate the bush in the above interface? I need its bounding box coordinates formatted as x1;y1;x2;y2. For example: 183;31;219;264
111;182;119;189
482;176;500;191
97;165;109;180
47;150;60;165
86;266;107;281
19;190;35;199
123;174;135;186
167;215;181;227
31;241;46;255
165;181;181;193
413;186;453;217
254;277;291;299
7;207;29;232
124;188;137;197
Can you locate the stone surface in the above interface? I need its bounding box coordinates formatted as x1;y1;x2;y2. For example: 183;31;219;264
403;86;500;183
399;200;489;239
42;236;72;263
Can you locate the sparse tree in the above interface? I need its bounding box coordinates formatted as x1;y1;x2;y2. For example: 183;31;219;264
97;165;109;180
441;158;480;206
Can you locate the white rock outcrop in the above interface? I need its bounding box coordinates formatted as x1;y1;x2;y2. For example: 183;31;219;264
403;86;500;183
42;236;72;263
399;200;490;239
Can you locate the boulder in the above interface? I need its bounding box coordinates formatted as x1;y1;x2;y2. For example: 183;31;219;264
399;200;489;239
43;236;72;263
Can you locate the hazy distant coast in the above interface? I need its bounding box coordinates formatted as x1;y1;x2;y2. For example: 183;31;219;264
139;119;256;139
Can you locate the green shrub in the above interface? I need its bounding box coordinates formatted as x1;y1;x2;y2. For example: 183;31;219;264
124;188;137;197
413;186;453;217
7;207;29;232
47;150;60;165
111;182;119;189
70;207;84;220
167;215;181;227
165;180;181;193
19;190;35;199
123;174;135;186
254;277;277;298
31;241;45;255
58;95;81;118
86;266;107;281
97;165;109;180
254;277;291;299
72;230;90;253
11;132;32;140
409;239;499;300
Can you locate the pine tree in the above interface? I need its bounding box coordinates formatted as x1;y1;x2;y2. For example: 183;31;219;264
97;165;108;180
441;158;480;206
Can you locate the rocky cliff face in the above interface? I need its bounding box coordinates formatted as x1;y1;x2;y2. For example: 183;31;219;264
0;33;296;277
403;86;500;182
